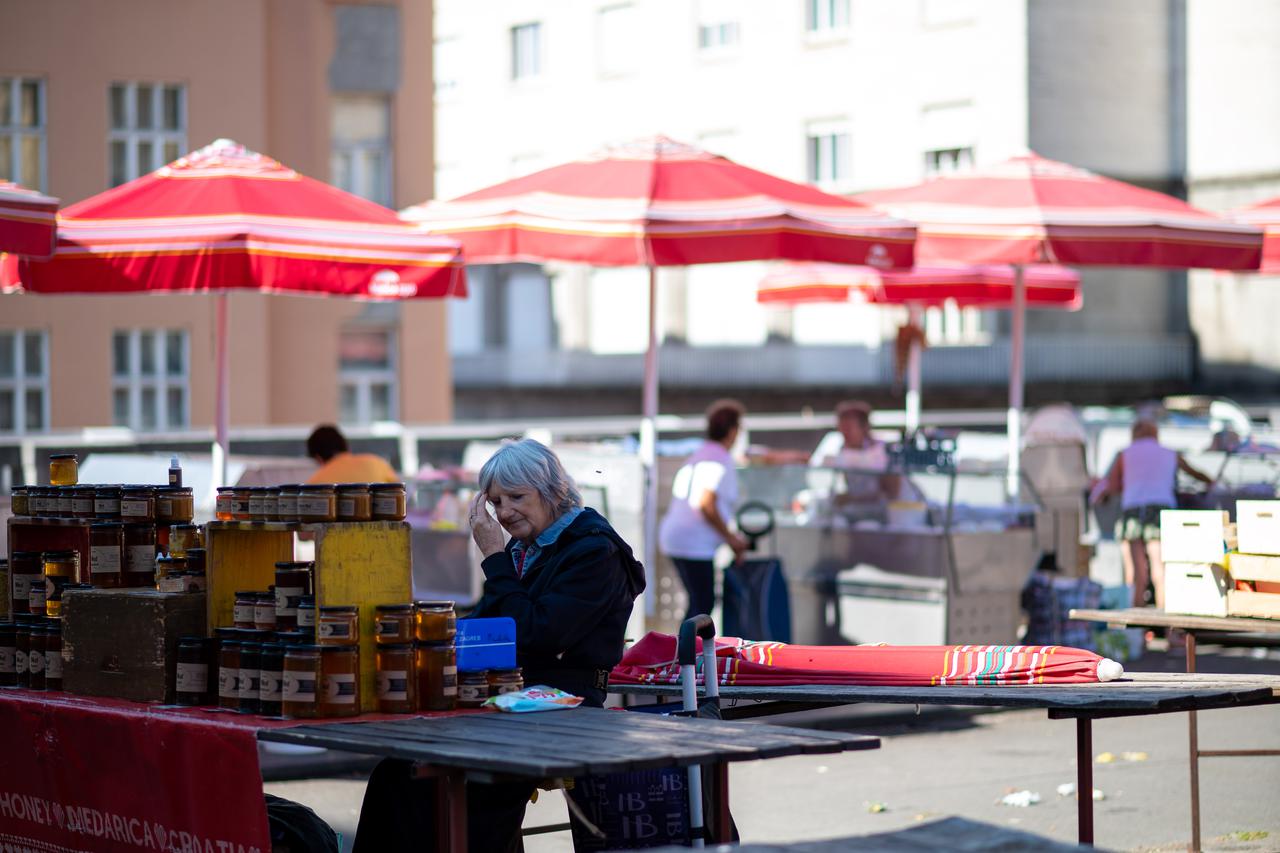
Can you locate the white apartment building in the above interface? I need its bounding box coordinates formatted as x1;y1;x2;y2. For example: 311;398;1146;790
434;0;1216;419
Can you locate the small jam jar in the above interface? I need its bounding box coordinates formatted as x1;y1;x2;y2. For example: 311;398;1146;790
43;622;63;691
10;486;29;516
238;642;262;714
260;488;279;521
169;524;203;557
254;591;278;631
122;523;157;586
10;551;43;615
155;487;194;524
176;636;211;706
232;488;252;521
296;595;317;632
298;485;337;523
215;487;237;521
416;643;458;712
457;671;490;708
54;486;73;518
234;590;258;629
376;643;416;713
375;604;415;644
217;637;242;710
336;484;373;521
317;606;358;644
247;487;268;520
259;642;286;717
49;453;78;486
276;485;301;522
89;523;124;588
120;486;155;521
70;485;96;518
320;644;360;717
487;667;524;696
370;483;407;521
42;551;80;618
94;485;122;519
282;645;322;719
273;562;313;630
414;601;457;644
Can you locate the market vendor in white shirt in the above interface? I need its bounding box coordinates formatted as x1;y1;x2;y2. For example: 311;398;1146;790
810;400;904;512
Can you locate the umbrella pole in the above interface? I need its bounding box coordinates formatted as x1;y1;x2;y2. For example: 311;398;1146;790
213;293;231;488
1006;264;1027;501
906;304;923;435
640;264;660;615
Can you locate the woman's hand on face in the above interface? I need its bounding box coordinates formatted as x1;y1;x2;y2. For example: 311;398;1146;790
469;492;506;558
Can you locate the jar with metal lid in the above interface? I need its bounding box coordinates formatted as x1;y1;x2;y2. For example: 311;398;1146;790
155;487;194;524
49;453;78;486
10;551;42;615
89;522;124;589
296;596;317;632
487;667;524;697
71;485;96;519
275;629;308;646
336;484;373;522
370;483;408;521
176;636;211;706
298;485;337;523
0;622;16;687
375;604;415;644
94;485;122;519
122;523;156;586
259;643;285;716
413;601;457;644
254;591;278;631
230;487;251;521
157;572;189;594
237;642;262;714
215;487;236;521
282;645;322;719
260;488;279;522
43;622;64;691
247;487;267;520
120;486;155;521
457;671;489;708
276;485;300;522
27;622;46;690
416;643;458;712
42;551;80;618
234;591;258;629
55;486;73;518
27;487;46;517
319;644;360;717
376;643;415;713
155;555;187;581
14;617;32;688
273;562;313;630
184;547;207;577
169;523;203;557
318;606;358;644
11;486;29;516
217;637;241;709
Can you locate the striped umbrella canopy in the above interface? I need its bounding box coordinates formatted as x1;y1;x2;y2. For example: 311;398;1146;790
3;139;467;484
1231;195;1280;274
610;632;1124;688
0;180;58;259
404;136;918;587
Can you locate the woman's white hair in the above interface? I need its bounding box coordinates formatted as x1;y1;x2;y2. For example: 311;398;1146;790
478;438;583;514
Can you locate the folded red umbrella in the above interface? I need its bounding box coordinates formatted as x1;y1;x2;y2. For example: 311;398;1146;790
611;632;1123;687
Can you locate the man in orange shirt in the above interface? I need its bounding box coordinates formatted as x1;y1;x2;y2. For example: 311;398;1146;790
305;425;399;484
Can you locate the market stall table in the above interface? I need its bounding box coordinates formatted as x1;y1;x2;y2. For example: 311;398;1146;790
1070;608;1280;851
613;672;1280;849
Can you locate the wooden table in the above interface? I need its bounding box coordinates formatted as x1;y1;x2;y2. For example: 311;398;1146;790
258;705;880;852
1070;607;1280;852
614;673;1280;849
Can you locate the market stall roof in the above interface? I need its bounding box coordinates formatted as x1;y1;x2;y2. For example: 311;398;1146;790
0;180;58;260
1230;195;1280;274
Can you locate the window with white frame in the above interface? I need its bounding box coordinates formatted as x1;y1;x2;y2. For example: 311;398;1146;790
108;82;186;187
806;122;851;189
924;302;986;345
806;0;849;33
511;22;543;80
331;95;392;207
112;330;188;431
697;0;740;51
925;146;974;176
339;328;397;424
0;330;49;434
0;77;46;190
598;4;640;76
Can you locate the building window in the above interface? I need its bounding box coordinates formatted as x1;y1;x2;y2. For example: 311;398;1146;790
0;77;46;190
0;330;49;433
511;22;543;80
112;330;188;431
339;328;397;424
108;82;186;187
698;21;740;50
925;146;974;176
598;5;640;76
434;37;460;94
925;302;986;345
806;0;849;33
806;125;851;189
331;95;392;207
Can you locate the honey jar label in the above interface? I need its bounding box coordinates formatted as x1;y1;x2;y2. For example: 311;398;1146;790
0;647;14;674
72;498;94;514
44;650;63;681
260;672;283;702
282;673;317;701
275;587;305;615
91;545;122;575
157;498;174;516
318;621;352;640
95;497;121;514
376;671;409;700
297;611;316;629
218;667;240;698
127;545;156;574
372;496;399;515
336;498;356;517
495;683;522;695
458;682;487;702
215;495;234;515
297;497;330;516
442;665;458;696
239;670;261;698
234;603;255;624
28;650;44;675
28;586;47;610
324;673;357;703
15;650;28;675
176;662;208;693
254;606;277;627
120;499;150;517
57;497;72;513
11;574;33;601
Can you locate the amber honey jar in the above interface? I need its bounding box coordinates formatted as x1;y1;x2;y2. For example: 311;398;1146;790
48;453;78;486
238;642;262;714
457;672;490;708
276;485;300;522
122;523;156;586
370;483;407;521
71;485;96;519
94;485;122;519
10;551;42;615
273;562;313;630
233;590;257;629
416;642;458;712
217;637;241;710
320;645;360;717
215;487;236;521
155;487;194;524
120;486;155;521
336;484;373;521
282;645;322;719
0;622;16;687
487;667;524;696
54;486;72;518
44;622;64;692
297;485;337;523
375;604;415;644
89;522;124;589
11;486;29;516
259;642;285;717
317;606;358;644
170;525;202;557
176;636;211;706
42;551;79;618
413;601;457;644
296;595;317;632
27;623;46;691
376;643;415;713
254;591;278;631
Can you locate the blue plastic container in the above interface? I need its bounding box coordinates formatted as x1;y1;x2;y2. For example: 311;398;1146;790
455;617;517;672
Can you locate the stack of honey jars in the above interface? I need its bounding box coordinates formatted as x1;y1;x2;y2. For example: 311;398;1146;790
373;601;459;714
213;483;408;523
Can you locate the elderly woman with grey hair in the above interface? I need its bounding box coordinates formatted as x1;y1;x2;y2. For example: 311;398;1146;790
354;438;644;853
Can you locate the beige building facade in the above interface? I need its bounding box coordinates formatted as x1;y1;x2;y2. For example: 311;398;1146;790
0;0;451;436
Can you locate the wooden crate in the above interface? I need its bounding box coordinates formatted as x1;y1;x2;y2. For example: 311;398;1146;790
204;521;295;631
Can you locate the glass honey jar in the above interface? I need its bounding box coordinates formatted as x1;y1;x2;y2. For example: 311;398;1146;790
370;483;407;521
376;643;415;713
89;522;124;589
487;667;524;697
273;562;313;631
260;488;279;522
42;551;80;619
155;487;194;524
238;642;262;714
254;591;278;631
54;486;72;518
416;642;457;712
296;595;317;632
282;645;322;719
10;485;29;516
94;485;122;520
336;484;373;521
176;636;211;706
297;485;337;523
120;486;155;522
217;637;241;710
318;606;358;644
43;622;64;692
375;604;415;644
48;453;78;486
320;644;360;717
234;590;258;629
276;485;301;522
259;642;285;717
70;485;96;518
413;601;457;644
122;523;156;586
10;551;42;615
215;487;237;521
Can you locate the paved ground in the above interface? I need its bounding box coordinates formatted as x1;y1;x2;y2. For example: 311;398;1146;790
264;644;1280;852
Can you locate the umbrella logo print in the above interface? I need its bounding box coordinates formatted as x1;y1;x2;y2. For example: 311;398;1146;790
864;243;892;269
369;269;418;298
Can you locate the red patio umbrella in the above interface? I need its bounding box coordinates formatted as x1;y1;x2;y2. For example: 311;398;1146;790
0;180;58;260
1231;196;1280;274
853;152;1263;496
403;136;917;583
4;139;467;483
611;632;1124;687
757;262;1082;434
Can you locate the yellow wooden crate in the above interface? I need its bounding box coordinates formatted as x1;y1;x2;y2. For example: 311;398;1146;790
204;522;295;632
